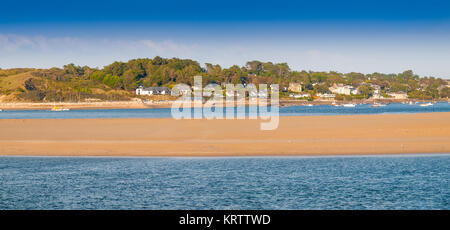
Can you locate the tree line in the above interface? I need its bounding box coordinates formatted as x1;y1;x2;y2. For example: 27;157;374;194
1;56;448;102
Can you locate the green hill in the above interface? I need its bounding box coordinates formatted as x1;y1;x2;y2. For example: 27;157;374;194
0;56;448;102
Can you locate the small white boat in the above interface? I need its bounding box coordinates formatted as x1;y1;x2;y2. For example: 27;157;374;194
0;109;3;112
51;106;70;111
370;103;386;108
343;104;356;107
306;104;314;107
419;102;433;107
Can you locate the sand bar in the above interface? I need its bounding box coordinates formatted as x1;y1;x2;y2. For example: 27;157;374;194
0;112;449;156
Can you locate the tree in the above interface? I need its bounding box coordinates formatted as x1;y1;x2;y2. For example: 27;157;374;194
24;78;37;90
63;63;84;76
102;74;121;89
358;85;374;98
90;70;105;82
440;87;450;98
315;83;330;94
104;61;126;76
122;70;139;90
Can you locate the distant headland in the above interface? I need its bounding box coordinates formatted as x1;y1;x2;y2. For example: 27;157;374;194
1;57;449;109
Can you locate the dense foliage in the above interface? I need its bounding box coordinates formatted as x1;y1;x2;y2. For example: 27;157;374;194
0;56;448;102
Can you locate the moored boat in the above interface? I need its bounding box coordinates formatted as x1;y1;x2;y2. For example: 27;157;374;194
419;102;433;107
51;106;70;111
370;103;386;107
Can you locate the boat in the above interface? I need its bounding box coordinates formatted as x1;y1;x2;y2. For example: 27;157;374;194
419;102;433;107
370;103;386;108
306;104;314;107
343;104;356;107
51;106;70;111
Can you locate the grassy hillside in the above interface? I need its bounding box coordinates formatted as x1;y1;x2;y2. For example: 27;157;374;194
0;69;132;102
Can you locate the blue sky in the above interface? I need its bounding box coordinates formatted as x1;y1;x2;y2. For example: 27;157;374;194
1;0;450;78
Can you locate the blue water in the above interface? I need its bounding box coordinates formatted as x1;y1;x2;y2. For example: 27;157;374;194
0;102;449;119
1;155;449;209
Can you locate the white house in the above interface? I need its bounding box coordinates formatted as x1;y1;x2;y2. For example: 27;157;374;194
329;83;358;95
136;86;171;95
387;91;408;99
316;93;336;98
291;93;310;98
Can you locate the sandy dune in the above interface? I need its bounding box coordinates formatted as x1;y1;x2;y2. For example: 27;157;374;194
0;112;449;156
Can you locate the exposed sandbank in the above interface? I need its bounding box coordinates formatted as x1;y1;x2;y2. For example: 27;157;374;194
0;113;449;156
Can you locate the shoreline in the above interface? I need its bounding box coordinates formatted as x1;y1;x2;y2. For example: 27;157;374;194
1;112;449;157
1;99;448;111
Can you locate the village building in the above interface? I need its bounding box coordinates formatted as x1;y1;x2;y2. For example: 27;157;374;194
329;83;358;95
372;87;381;95
387;91;408;99
290;93;310;98
248;91;268;98
288;83;303;93
136;86;171;95
316;93;336;99
371;93;384;99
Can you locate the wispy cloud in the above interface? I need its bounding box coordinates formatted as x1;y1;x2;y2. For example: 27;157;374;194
140;40;195;54
1;33;449;78
0;34;87;52
0;34;208;69
0;34;35;51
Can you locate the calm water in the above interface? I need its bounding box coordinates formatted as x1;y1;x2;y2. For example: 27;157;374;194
1;155;449;210
0;102;449;119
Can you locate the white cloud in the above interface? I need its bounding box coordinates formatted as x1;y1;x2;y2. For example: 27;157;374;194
0;34;87;53
0;34;35;51
140;39;196;55
0;33;449;78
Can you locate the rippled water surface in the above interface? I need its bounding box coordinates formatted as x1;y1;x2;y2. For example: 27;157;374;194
0;102;449;119
1;155;449;209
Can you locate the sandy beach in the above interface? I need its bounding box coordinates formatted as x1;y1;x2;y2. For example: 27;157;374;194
3;99;446;111
0;112;449;156
0;101;167;110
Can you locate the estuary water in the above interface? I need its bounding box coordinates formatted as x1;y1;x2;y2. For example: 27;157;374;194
1;155;449;210
0;102;449;119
